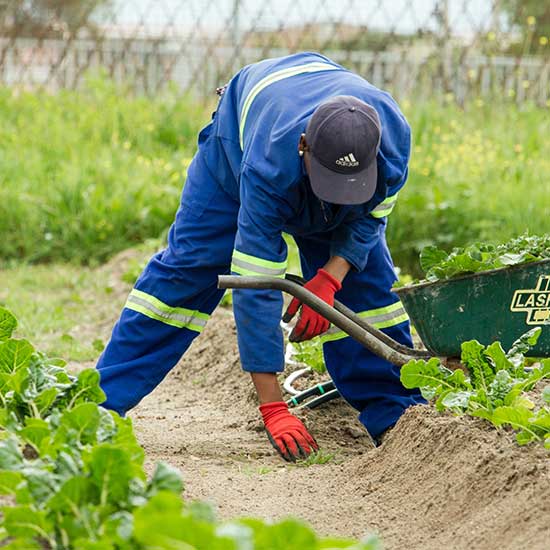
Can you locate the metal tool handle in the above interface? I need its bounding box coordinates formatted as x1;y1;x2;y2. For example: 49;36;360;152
218;274;432;367
284;274;430;359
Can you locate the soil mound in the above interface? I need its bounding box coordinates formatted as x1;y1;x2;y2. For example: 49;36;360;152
338;406;550;549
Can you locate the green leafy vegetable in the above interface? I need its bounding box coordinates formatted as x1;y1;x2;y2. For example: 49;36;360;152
0;306;379;550
419;233;550;281
0;309;17;342
401;331;550;449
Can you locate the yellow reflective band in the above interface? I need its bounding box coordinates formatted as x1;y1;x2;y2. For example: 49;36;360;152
125;289;209;332
231;249;287;278
239;62;339;149
371;193;399;219
320;301;409;344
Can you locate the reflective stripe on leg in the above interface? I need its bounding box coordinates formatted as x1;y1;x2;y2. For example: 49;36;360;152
124;289;210;332
320;301;409;344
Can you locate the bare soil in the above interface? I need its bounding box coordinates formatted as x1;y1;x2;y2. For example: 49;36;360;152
126;310;550;549
96;250;550;549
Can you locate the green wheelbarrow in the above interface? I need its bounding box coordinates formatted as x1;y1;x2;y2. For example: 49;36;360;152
218;259;550;407
394;258;550;357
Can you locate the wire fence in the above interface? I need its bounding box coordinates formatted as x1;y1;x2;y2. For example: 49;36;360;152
1;0;549;104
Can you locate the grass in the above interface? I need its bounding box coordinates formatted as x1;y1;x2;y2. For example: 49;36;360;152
0;262;107;361
0;74;208;267
1;76;549;277
296;449;337;467
0;242;157;363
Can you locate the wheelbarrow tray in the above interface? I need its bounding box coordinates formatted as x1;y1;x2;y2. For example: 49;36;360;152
394;258;550;357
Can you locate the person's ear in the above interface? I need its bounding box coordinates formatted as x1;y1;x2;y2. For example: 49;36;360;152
298;133;308;157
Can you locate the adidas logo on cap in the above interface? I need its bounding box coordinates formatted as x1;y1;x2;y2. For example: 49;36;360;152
335;153;359;167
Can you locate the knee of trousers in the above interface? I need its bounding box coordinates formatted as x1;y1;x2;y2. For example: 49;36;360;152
320;322;423;409
97;304;208;414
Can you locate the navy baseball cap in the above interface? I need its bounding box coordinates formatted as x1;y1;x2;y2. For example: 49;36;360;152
305;95;382;205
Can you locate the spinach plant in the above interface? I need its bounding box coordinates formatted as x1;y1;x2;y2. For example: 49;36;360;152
401;327;550;448
419;233;550;282
0;307;379;550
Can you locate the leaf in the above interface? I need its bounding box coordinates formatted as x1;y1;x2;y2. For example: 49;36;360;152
461;340;495;390
48;475;92;512
440;391;472;411
148;462;184;496
542;386;550;405
66;368;106;407
516;430;535;446
215;523;254;550
419;246;448;273
186;500;217;524
0;471;24;495
484;342;515;374
92;339;106;353
0;340;34;374
102;511;134;542
0;438;24;470
528;409;550;435
497;252;531;266
488;370;514;405
56;403;101;447
420;386;437;401
132;492;193;549
515;361;550;393
492;405;534;432
20;465;59;504
507;328;542;368
251;518;318;550
2;505;52;540
134;493;251;549
88;444;132;506
400;358;447;390
96;408;117;443
0;309;17;342
110;415;145;468
9;367;30;397
19;418;50;452
33;387;60;415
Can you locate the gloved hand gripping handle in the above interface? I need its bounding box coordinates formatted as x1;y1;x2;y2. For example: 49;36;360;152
218;274;433;367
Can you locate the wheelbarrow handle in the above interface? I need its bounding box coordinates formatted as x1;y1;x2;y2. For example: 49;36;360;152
284;274;430;359
218;274;432;367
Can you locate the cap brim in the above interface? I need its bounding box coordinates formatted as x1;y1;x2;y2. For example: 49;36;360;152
308;155;378;205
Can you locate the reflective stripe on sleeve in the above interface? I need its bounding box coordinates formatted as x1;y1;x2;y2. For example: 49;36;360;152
320;301;409;343
231;249;287;278
239;62;339;149
370;192;399;219
125;289;209;332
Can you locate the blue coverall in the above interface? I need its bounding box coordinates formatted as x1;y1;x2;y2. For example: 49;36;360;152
97;52;424;439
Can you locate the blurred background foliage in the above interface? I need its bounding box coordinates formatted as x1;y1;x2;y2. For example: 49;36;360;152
0;74;548;276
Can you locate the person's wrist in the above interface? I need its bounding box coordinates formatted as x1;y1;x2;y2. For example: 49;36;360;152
317;268;342;291
320;256;350;285
259;401;288;423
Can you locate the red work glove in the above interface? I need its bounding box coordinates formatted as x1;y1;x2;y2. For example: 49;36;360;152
282;268;342;342
259;401;319;461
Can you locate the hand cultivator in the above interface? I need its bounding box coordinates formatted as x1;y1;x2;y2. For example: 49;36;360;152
219;259;550;408
219;273;431;408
